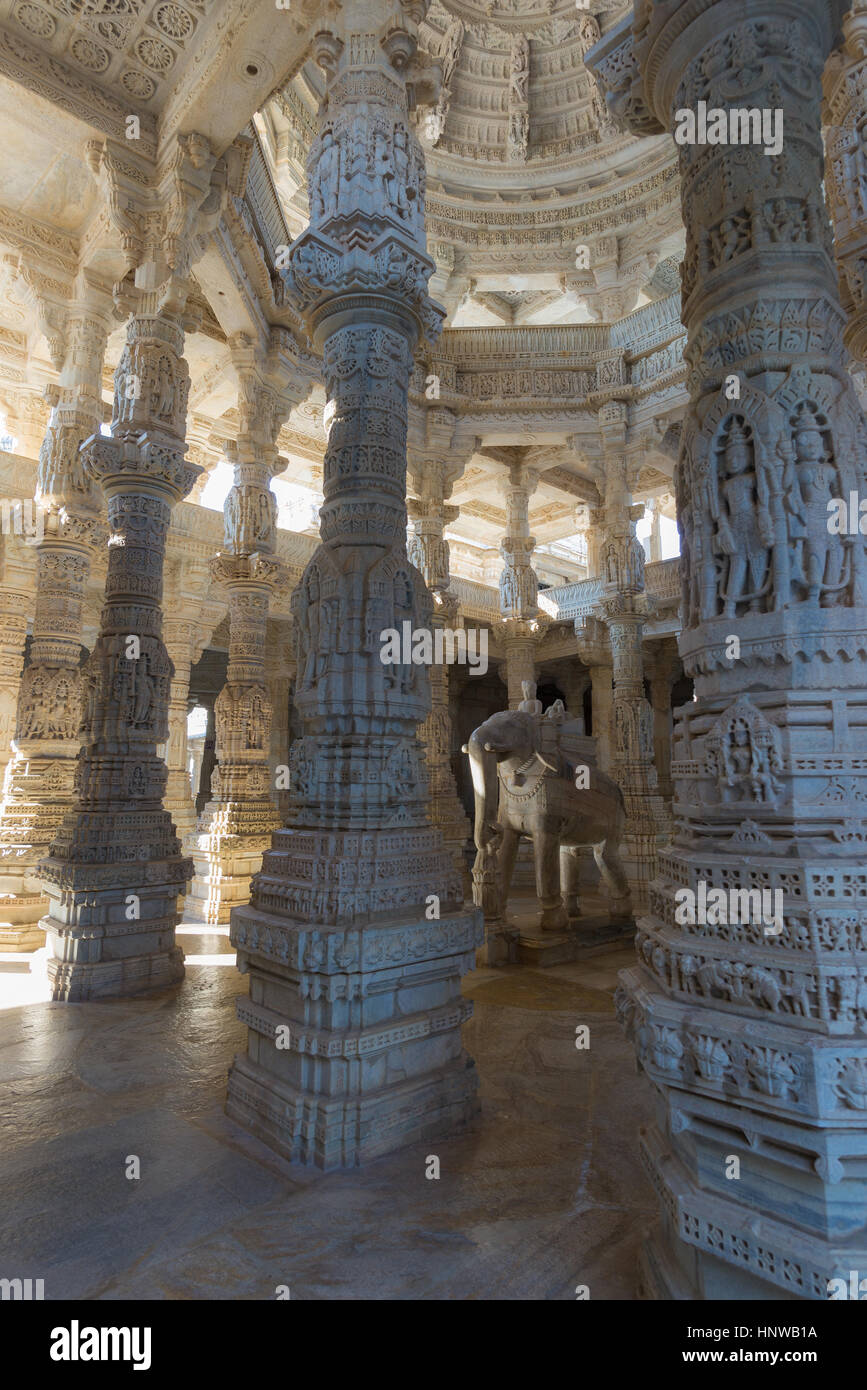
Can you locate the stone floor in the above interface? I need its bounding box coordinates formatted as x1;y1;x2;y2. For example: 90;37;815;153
0;909;656;1300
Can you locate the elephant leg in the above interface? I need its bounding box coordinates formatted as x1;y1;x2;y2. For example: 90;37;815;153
594;839;632;923
560;845;581;921
536;834;567;931
498;826;520;913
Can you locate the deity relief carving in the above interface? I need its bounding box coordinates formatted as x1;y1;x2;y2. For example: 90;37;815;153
18;666;81;740
783;404;847;604
679;373;867;626
304;114;426;240
224;484;277;555
215;683;271;755
602;528;645;594
704;696;783;805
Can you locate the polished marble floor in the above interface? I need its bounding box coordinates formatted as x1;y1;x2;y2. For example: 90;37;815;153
0;915;656;1300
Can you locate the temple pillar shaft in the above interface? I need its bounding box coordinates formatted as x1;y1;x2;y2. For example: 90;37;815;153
189;361;304;925
36;132;239;999
225;6;482;1170
407;423;472;869
0;577;30;786
0;300;110;952
590;0;867;1299
159;618;200;844
39;300;201;1000
588;660;613;772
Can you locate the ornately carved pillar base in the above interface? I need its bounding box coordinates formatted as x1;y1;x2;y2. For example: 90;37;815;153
226;825;481;1169
0;750;78;952
188;810;280;926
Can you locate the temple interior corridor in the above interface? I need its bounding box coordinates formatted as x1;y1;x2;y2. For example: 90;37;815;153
0;0;866;1316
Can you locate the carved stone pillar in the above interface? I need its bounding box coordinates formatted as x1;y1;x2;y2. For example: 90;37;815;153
188;557;283;925
646;639;679;804
225;6;483;1171
596;426;669;909
556;667;591;724
408;423;472;868
37;132;237;998
265;628;293;824
498;459;540;624
647;498;663;563
0;304;110;952
0;536;30;788
195;698;216;814
160;617;202;845
590;0;867;1300
38;303;200;999
189;364;303;925
823;1;867;363
495;458;545;709
574;617;613;773
4;393;51;461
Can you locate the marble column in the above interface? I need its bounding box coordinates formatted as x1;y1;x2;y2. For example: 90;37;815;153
265;626;294;824
0;537;30;789
225;4;483;1171
4;393;51;462
494;459;546;709
0;303;109;952
38;302;201;999
823;1;867;364
597;423;669;910
574;617;613;774
647;498;664;563
646;639;679;804
555;665;591;727
195;698;217;815
189;370;300;926
160;616;203;845
590;0;867;1299
408;422;472;869
37;133;236;998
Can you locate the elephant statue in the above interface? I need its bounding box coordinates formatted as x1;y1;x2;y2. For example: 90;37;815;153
463;684;631;931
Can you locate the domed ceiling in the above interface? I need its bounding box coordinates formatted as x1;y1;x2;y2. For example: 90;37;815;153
260;1;683;328
419;0;633;174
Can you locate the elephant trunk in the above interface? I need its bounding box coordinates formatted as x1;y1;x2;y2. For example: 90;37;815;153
467;728;500;851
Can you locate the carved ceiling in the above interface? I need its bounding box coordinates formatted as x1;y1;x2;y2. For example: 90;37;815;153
0;0;689;582
0;0;210;109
